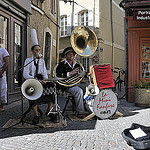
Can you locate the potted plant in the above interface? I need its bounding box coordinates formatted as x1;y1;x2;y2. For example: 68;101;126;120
132;79;150;107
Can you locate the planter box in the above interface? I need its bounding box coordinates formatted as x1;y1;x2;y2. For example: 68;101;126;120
133;88;150;107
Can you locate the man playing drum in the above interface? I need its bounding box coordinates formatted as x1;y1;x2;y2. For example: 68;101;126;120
23;45;54;124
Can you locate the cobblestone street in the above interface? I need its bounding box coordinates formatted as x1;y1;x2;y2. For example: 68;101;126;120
0;95;150;150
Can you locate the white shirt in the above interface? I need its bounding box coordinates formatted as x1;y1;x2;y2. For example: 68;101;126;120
0;48;9;76
0;48;9;69
23;56;48;80
64;59;77;77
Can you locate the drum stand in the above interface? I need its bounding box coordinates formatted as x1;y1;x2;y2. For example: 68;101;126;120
46;82;66;125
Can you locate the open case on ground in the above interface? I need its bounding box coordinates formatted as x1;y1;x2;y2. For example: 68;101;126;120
122;123;150;150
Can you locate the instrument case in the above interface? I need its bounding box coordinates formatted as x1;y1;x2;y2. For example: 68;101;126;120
122;123;150;150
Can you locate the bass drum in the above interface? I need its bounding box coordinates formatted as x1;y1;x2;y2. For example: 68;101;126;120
93;89;118;119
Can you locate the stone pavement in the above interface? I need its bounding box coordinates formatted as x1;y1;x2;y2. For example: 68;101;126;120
0;95;150;150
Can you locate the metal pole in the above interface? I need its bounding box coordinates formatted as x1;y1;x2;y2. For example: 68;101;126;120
56;0;59;63
110;0;114;73
71;0;74;32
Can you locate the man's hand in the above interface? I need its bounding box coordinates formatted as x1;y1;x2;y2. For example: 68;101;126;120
0;70;3;78
69;67;79;76
40;80;47;84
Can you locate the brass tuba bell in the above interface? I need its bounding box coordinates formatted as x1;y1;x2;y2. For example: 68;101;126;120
53;25;98;87
70;25;98;57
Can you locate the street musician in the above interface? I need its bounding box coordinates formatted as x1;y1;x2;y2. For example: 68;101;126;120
56;47;85;118
23;45;54;124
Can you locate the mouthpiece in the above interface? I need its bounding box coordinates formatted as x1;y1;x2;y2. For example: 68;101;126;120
71;57;75;60
37;53;42;59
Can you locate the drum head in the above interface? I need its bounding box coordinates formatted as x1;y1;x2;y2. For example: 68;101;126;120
93;89;118;119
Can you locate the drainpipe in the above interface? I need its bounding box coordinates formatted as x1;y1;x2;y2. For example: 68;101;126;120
125;12;128;101
110;0;114;72
71;0;74;32
56;0;59;63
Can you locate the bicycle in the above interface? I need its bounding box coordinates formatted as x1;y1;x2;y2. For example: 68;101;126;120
112;67;126;99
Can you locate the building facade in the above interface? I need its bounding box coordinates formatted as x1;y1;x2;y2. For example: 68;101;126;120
0;0;59;103
59;0;125;76
30;0;59;75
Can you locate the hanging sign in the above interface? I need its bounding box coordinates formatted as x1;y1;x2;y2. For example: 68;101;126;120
133;10;150;21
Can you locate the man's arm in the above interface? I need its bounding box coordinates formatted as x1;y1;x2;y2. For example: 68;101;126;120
0;56;9;78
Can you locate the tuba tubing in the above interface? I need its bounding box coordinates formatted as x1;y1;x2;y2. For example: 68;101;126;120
53;59;86;87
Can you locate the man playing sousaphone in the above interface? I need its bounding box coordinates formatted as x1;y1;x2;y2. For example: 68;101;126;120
56;47;85;118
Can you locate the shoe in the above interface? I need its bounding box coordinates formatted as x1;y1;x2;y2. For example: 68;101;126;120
77;114;84;119
53;113;60;123
32;116;39;124
0;105;4;112
48;113;60;123
0;108;4;112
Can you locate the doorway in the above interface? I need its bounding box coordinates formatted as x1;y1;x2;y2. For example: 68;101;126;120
0;9;26;103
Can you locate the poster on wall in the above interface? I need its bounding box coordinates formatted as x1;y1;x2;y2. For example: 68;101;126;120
142;41;150;78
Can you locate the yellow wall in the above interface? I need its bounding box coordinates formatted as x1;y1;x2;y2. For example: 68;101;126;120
29;0;59;75
99;0;125;71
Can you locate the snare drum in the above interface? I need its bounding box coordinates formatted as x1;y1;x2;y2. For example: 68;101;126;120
93;89;118;119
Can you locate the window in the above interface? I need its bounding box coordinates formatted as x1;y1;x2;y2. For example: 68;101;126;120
60;16;67;36
79;11;88;26
50;0;56;15
44;32;51;70
0;16;7;49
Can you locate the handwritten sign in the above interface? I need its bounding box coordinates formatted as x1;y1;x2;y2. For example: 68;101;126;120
93;89;118;119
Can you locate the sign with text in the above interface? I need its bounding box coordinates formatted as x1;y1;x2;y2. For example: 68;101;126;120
133;10;150;21
93;89;118;119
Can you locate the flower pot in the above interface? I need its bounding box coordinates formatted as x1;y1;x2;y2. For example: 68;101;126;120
133;88;150;107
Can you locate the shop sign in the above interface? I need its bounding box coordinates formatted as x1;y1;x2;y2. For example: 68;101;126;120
133;10;150;21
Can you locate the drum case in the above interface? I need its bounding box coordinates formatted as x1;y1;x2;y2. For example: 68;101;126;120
122;123;150;150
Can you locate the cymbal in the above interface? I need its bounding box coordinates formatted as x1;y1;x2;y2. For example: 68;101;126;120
44;77;66;81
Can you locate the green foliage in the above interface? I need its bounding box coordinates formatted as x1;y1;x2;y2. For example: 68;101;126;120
132;79;150;90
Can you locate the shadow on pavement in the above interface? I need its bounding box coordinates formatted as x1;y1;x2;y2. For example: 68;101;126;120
0;95;97;139
118;99;149;117
0;94;149;139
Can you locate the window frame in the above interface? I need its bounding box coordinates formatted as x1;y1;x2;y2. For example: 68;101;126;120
43;28;52;74
50;0;56;16
60;15;67;37
79;10;88;26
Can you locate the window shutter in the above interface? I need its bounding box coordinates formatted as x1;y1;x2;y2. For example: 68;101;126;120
74;13;78;27
67;14;71;35
88;9;93;27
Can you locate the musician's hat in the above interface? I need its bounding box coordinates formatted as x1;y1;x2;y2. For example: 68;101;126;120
63;47;76;56
31;29;39;46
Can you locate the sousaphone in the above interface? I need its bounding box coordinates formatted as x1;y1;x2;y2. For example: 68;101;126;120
53;25;98;87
